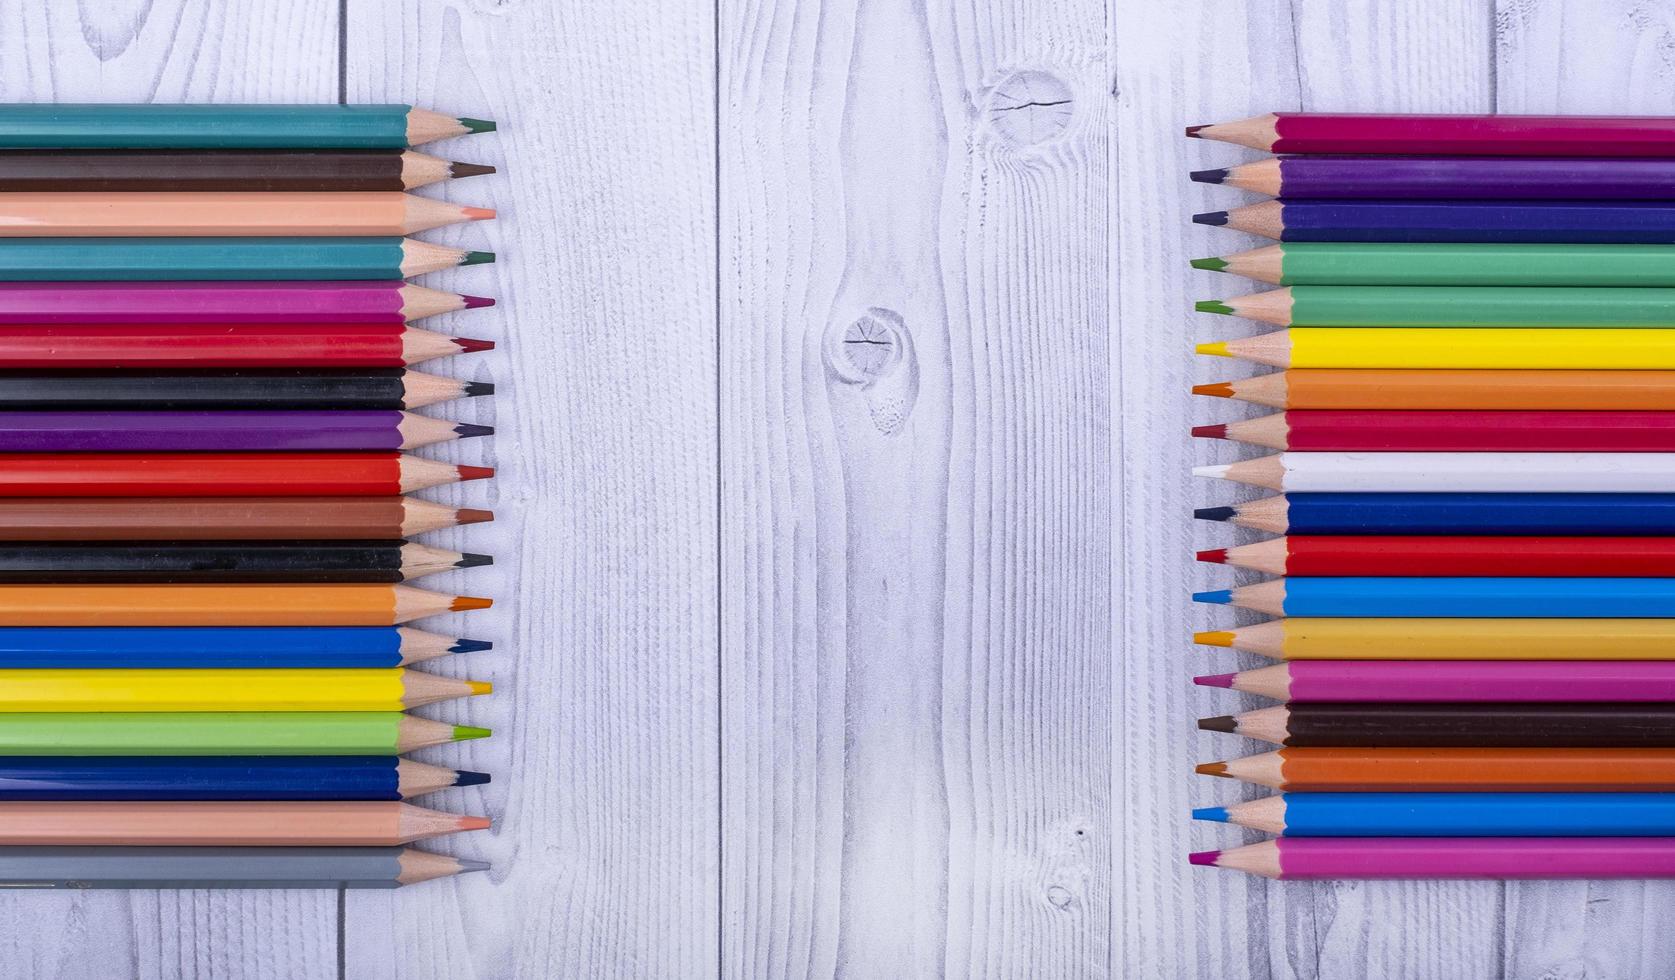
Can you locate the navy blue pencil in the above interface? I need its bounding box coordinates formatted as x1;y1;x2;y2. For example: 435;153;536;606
1197;493;1675;536
0;626;488;668
0;756;487;800
1199;199;1675;244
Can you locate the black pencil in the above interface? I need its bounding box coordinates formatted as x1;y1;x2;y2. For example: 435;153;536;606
0;369;492;411
0;541;491;583
0;150;493;192
1200;703;1675;747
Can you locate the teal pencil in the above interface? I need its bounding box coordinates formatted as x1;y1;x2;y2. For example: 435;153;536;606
0;106;493;149
0;238;491;281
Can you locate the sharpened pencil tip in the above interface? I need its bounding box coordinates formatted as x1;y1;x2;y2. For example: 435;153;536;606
453;337;495;353
1194;630;1236;647
1193;381;1234;398
449;161;496;179
453;769;492;787
1196;548;1228;564
1190;168;1228;184
1191;806;1231;823
1193;210;1229;226
1188;850;1221;866
1195;671;1237;688
459;815;492;831
1191;423;1227;439
1195;341;1230;357
449;637;493;653
467;679;493;695
463;206;496;221
452;724;492;741
1190;256;1229;271
1185;125;1207;139
1195;300;1236;315
1195;762;1230;778
463;381;495;397
457;508;494;526
452;596;494;612
1193;590;1233;605
455;553;494;569
1198;715;1238;733
1194;506;1235;523
462;250;496;266
454;422;495;439
1192;464;1231;479
457;858;492;873
462;294;495;309
460;118;497;134
457;465;495;482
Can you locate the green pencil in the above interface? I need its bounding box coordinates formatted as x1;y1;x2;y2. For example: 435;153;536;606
1200;285;1675;328
0;712;489;755
1194;243;1675;287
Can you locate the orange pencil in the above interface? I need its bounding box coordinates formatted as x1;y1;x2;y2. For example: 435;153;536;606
0;801;489;845
1196;369;1675;410
0;584;490;625
0;192;493;237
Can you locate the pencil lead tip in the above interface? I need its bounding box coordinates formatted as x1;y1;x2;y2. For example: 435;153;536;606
1195;671;1237;688
1194;630;1236;647
449;161;496;179
466;679;494;695
452;596;494;612
457;464;495;482
1185;125;1207;139
453;769;492;787
1190;423;1227;439
453;336;495;353
1190;256;1229;271
462;294;495;309
462;250;496;266
459;117;497;134
1195;761;1230;778
1190;168;1228;184
1193;506;1235;523
457;507;495;526
464;380;496;397
1188;849;1221;866
1193;589;1233;605
1198;715;1238;733
1194;341;1230;357
449;637;494;653
452;724;492;741
459;815;493;831
457;858;492;874
1196;548;1228;564
463;206;497;221
1192;464;1231;480
1191;806;1230;823
1192;381;1234;398
454;422;495;439
455;553;494;569
1195;300;1236;316
1192;210;1229;226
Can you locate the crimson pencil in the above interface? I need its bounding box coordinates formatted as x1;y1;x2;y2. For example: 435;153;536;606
0;324;491;368
1188;113;1675;156
0;453;490;497
0;282;492;324
1202;536;1675;577
1194;410;1675;452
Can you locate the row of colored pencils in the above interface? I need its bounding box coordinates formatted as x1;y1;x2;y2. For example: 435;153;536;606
0;103;500;889
1187;110;1675;882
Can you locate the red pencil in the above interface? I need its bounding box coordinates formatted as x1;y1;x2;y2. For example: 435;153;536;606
1200;536;1675;577
0;453;491;497
1194;410;1675;452
0;324;491;368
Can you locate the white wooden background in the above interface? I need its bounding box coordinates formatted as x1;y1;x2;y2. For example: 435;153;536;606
0;0;1666;977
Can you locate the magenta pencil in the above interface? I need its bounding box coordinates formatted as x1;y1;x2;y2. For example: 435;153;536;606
1192;837;1675;879
1199;661;1675;703
0;282;492;324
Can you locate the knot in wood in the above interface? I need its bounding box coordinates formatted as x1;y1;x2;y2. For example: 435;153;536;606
831;309;905;384
985;70;1074;147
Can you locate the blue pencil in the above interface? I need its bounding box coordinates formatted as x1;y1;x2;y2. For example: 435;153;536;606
1197;576;1675;618
1197;493;1675;536
0;756;487;800
1200;200;1675;244
1196;792;1675;836
0;627;487;668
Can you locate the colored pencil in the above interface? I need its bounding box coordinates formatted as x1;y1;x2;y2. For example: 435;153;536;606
0;845;486;888
0;105;492;149
0;542;491;584
1195;452;1675;493
1194;199;1675;244
1196;792;1675;836
0;238;491;281
1201;285;1675;328
1198;327;1675;370
0;282;491;324
1197;493;1675;536
1200;747;1675;792
0;453;489;497
1193;156;1675;200
0;151;493;191
1192;837;1675;880
0;497;490;541
1197;577;1675;618
0;626;486;668
0;584;490;626
1201;536;1675;577
0;192;493;237
1187;113;1675;156
1194;370;1675;411
0;411;492;453
0;756;487;800
0;801;488;846
0;668;487;712
0;712;487;755
0;369;492;410
0;324;491;369
1200;661;1675;702
1199;703;1675;747
1197;618;1675;661
1196;411;1675;453
1194;243;1675;287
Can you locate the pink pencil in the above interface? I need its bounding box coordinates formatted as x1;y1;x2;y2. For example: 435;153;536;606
1193;837;1675;879
1199;661;1675;702
0;282;492;323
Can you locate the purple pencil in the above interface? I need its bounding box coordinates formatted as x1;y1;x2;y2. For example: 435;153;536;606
1194;156;1675;200
1199;661;1675;703
0;282;492;323
1192;837;1675;879
0;411;491;452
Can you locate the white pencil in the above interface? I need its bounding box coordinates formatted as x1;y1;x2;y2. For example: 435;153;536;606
1194;452;1675;493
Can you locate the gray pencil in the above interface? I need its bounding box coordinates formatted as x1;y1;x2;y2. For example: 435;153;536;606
0;846;487;888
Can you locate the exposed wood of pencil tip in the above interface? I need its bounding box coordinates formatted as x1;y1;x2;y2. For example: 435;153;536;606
1198;331;1292;368
394;714;482;753
399;498;494;536
1220;158;1283;196
390;584;493;624
400;327;484;366
1219;538;1288;575
400;370;482;409
396;455;494;492
1225;705;1291;745
1216;413;1290;450
1221;200;1285;240
1197;840;1283;878
394;801;492;843
1196;619;1286;657
395;847;490;885
400;194;496;234
1208;751;1287;789
395;758;474;798
1217;795;1287;834
1195;455;1286;491
398;284;485;321
1223;662;1292;699
1185;113;1280;151
398;667;492;708
397;239;483;278
399;151;494;191
1222;579;1287;617
396;542;482;581
1216;288;1294;326
395;412;493;450
393;626;469;665
1194;371;1287;408
404;108;496;147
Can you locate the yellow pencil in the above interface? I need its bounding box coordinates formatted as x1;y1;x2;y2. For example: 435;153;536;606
0;668;489;712
1196;328;1675;370
1195;618;1675;661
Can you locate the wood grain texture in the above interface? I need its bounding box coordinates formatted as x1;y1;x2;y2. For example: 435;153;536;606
0;3;339;979
344;1;720;978
719;0;1110;976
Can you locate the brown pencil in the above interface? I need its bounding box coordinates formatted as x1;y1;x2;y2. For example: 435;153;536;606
0;801;489;846
0;150;494;192
0;496;490;541
0;192;493;237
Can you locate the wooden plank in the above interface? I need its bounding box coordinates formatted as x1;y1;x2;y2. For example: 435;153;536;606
1493;3;1675;975
0;2;339;977
718;0;1110;975
343;2;720;977
1115;0;1495;976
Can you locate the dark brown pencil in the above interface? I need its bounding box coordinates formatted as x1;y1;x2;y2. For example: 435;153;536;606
0;150;494;192
0;497;491;541
1201;703;1675;747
